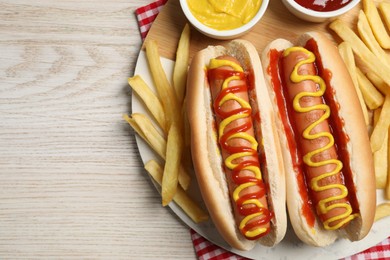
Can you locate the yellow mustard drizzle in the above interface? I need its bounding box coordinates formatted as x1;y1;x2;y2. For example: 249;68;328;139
208;58;268;238
283;47;357;230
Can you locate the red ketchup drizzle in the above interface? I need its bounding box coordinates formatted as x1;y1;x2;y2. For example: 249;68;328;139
268;49;316;227
304;39;359;214
294;0;353;12
208;67;272;240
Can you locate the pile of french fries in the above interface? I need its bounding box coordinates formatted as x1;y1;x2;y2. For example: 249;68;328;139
329;0;390;222
124;24;208;223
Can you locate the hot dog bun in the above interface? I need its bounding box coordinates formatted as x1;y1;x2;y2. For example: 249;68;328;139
261;32;376;247
187;40;287;251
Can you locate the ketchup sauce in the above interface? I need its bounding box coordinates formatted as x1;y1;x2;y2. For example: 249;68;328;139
268;49;316;227
268;39;360;228
294;0;353;12
208;66;272;240
304;39;359;214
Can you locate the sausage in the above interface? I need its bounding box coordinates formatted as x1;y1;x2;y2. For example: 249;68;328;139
187;40;287;250
207;55;271;240
260;32;375;247
281;47;355;230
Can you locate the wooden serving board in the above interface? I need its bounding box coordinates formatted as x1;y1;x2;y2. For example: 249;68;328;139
144;0;361;60
134;1;390;258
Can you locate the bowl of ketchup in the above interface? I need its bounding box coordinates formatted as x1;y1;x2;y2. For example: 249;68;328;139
282;0;360;22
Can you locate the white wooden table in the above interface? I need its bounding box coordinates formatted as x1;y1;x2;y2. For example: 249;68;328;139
0;1;195;258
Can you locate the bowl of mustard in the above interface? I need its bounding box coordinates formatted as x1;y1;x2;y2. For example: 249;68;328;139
180;0;269;40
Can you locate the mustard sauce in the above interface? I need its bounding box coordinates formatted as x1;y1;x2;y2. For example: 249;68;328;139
208;58;270;239
187;0;262;30
283;47;358;230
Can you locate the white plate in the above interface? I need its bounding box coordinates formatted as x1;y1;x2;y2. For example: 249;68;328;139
132;50;389;260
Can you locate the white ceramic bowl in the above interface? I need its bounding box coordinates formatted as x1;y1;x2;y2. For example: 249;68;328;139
282;0;360;23
179;0;269;40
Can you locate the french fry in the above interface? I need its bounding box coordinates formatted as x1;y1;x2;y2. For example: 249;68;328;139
182;98;193;172
373;107;382;127
123;113;166;158
145;39;180;130
162;122;184;206
329;19;390;86
179;167;191;191
371;95;390;152
173;23;191;106
128;75;166;131
379;2;390;32
362;0;390;49
145;37;191;180
387;126;390;200
374;202;390;222
173;24;193;186
366;71;390;96
356;67;384;110
357;10;390;66
124;114;191;190
145;39;191;195
338;42;370;126
373;126;388;189
145;159;208;223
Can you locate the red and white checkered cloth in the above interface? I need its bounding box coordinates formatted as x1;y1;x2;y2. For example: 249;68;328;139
135;0;168;40
134;1;390;259
190;229;390;260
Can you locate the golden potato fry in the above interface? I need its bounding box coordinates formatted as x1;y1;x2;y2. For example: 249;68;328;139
145;159;208;223
144;40;191;192
373;128;388;189
366;71;390;96
373;107;382;127
329;19;390;86
128;75;166;131
124;114;190;190
173;23;191;106
362;0;390;49
357;10;390;66
162;122;184;206
145;39;180;130
371;95;390;152
180;97;194;179
379;2;390;32
387;126;390;200
123;113;166;158
338;42;370;126
374;203;390;222
356;67;384;110
179;167;191;191
173;23;193;181
123;114;147;142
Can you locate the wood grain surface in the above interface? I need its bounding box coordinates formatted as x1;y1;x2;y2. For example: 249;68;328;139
0;0;195;259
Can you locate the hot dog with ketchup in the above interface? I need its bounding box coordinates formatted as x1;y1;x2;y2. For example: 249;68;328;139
261;32;376;247
186;40;287;251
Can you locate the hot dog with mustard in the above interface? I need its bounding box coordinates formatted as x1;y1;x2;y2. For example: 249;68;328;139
261;32;376;247
186;40;287;251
